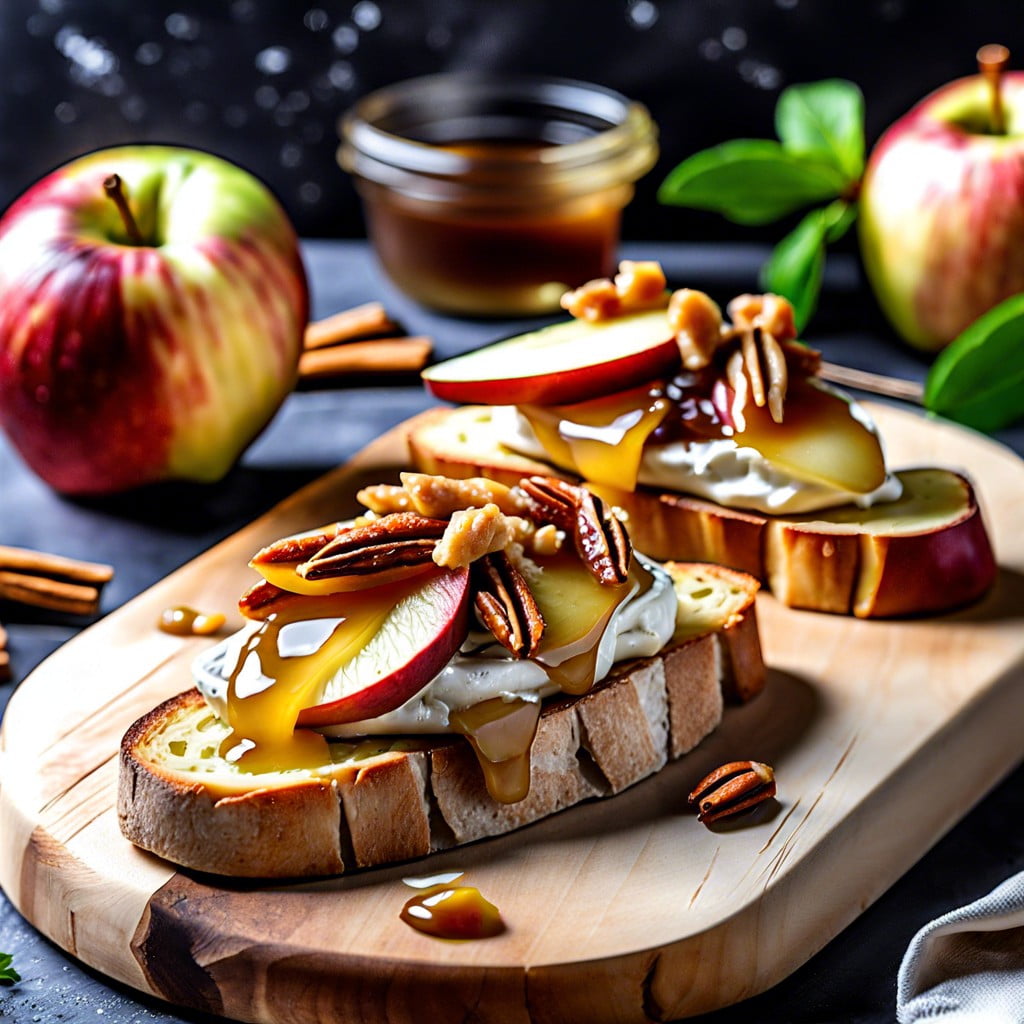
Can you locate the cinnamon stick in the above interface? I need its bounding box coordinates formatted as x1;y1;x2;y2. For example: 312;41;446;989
0;545;114;585
298;336;433;380
304;302;398;350
0;570;100;616
0;649;9;683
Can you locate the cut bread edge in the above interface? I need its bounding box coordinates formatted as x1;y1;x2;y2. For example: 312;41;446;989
118;563;763;878
407;405;997;618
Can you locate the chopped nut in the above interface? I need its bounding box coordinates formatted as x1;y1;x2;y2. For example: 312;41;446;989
433;504;530;569
299;513;446;580
614;260;667;306
399;473;530;518
562;260;670;322
576;490;631;586
356;484;412;515
520;476;580;534
529;523;564;557
473;551;545;658
667;288;724;370
688;760;776;826
727;293;797;343
560;278;622;321
521;476;631;586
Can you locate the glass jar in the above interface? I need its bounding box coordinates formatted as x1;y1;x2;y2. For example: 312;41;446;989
338;73;659;316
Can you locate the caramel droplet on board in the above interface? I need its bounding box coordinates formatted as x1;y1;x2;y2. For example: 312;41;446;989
158;605;226;637
400;884;505;940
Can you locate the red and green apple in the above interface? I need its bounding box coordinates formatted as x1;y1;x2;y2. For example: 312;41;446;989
0;145;308;494
859;51;1024;351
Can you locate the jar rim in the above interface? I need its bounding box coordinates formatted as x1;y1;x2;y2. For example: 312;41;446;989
338;72;658;198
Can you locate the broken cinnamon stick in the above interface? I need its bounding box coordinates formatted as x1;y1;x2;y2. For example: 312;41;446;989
304;302;398;350
0;570;100;616
298;336;433;380
0;545;114;585
0;649;9;683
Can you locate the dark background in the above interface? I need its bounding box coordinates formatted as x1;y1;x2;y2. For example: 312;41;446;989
1;0;1022;245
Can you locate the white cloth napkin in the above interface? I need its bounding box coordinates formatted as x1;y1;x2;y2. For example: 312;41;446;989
897;871;1024;1022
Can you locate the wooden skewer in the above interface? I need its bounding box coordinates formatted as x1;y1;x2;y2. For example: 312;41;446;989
298;336;433;380
817;361;925;405
303;302;398;350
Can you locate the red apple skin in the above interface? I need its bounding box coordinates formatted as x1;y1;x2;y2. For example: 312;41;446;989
422;310;682;406
296;567;470;728
0;146;308;494
859;72;1024;351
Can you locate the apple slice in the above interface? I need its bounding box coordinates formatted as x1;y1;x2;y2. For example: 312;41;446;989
421;308;681;406
527;550;640;694
731;378;888;495
296;567;470;727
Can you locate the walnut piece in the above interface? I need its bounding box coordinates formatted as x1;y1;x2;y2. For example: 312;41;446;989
667;288;724;370
400;473;529;518
727;293;797;343
356;484;411;515
561;260;668;322
433;504;531;570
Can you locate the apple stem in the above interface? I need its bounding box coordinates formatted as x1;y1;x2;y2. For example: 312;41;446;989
102;174;145;245
977;43;1010;135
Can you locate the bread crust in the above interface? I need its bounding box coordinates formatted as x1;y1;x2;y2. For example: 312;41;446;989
118;565;762;878
407;407;997;618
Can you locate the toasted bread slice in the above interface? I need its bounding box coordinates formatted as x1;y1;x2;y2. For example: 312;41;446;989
407;405;997;618
118;563;763;878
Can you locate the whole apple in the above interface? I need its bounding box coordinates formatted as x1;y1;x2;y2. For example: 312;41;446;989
0;145;308;494
858;70;1024;351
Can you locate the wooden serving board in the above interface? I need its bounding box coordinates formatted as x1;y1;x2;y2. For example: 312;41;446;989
2;404;1024;1024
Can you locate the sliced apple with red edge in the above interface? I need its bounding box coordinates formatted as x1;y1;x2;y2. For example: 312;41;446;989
422;308;681;406
296;566;470;727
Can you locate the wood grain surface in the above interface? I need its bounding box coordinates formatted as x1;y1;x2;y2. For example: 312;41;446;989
1;404;1023;1024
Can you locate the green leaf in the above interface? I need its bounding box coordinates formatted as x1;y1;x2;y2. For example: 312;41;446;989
0;952;19;984
760;200;856;331
775;79;865;181
924;293;1024;432
657;139;847;225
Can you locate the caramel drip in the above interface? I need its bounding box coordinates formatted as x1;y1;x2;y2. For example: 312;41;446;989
220;584;409;774
158;605;225;637
523;373;887;497
531;553;652;696
450;696;541;803
400;883;504;940
520;383;669;490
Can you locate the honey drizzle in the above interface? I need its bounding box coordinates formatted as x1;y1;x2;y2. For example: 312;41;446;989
220;583;413;774
520;370;888;496
400;883;505;940
158;605;225;637
450;696;541;804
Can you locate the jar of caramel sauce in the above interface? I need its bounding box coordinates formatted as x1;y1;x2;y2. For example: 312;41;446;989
338;74;658;316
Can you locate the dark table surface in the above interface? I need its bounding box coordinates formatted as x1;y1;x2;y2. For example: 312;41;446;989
1;240;1023;1024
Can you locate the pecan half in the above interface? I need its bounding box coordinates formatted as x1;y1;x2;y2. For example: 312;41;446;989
688;761;776;826
473;551;545;658
520;476;580;533
521;476;631;586
298;512;447;581
250;523;347;568
575;490;631;586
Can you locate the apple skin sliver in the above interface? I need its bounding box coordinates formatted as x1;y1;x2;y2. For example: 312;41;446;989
296;568;470;728
422;309;680;406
